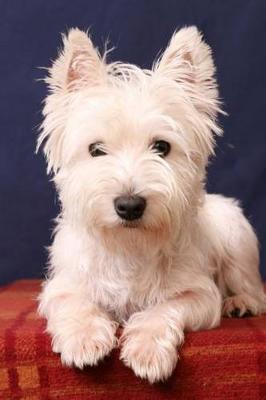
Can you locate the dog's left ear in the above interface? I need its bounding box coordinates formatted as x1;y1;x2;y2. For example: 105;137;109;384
154;26;221;124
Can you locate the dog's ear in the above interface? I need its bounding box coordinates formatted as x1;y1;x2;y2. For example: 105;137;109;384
47;28;106;92
154;26;220;118
38;29;106;173
153;26;222;161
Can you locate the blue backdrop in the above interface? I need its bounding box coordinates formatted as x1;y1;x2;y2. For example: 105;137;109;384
1;0;266;284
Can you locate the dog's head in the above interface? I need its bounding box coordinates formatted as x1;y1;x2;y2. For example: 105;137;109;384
38;27;222;249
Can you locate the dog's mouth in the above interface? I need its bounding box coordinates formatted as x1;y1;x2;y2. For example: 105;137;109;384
120;220;141;229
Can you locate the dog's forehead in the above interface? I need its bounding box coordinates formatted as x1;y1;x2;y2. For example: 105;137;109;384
67;88;176;144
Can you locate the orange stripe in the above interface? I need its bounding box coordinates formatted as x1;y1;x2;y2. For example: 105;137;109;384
183;342;266;356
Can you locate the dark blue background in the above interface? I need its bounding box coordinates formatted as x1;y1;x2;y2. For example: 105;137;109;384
1;0;266;284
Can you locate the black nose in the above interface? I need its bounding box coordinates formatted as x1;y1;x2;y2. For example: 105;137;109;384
114;195;146;221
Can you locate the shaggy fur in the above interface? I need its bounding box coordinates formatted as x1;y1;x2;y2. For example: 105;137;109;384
38;26;266;383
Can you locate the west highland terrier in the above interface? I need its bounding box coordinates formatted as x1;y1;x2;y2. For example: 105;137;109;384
38;26;266;383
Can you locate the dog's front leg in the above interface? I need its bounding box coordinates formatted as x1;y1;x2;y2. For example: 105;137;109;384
38;278;118;368
120;281;221;383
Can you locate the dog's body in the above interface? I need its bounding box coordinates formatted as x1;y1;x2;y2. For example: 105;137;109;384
38;27;266;383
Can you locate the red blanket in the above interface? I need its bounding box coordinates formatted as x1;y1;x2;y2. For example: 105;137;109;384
0;280;265;400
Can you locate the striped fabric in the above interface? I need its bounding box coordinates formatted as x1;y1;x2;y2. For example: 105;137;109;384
0;280;265;400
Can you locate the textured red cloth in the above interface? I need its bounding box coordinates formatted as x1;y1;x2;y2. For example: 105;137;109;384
0;280;265;400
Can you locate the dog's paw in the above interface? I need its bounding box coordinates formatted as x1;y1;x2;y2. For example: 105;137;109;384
120;324;183;383
50;314;118;368
222;294;259;318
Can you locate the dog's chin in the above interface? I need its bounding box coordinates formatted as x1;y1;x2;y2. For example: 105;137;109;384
95;216;174;254
113;217;173;240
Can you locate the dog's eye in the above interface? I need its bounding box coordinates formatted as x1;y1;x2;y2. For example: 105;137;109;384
151;140;171;157
88;142;107;157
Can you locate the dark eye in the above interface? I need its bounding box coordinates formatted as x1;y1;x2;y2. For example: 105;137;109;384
88;142;107;157
151;140;171;157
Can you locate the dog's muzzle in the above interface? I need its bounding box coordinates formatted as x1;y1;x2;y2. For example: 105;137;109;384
114;195;146;221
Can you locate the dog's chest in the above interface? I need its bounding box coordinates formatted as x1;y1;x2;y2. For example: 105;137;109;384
85;251;172;321
89;275;138;320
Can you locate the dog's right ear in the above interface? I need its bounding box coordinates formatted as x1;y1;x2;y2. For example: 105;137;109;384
47;28;106;92
38;29;106;174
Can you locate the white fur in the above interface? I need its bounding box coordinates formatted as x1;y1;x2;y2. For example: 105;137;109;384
38;26;266;383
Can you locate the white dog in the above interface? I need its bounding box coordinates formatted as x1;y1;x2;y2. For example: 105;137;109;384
38;26;266;383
